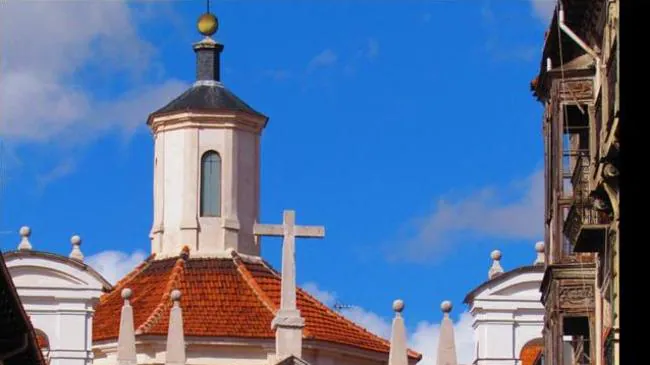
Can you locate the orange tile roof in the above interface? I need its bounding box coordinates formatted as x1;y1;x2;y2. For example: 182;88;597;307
520;342;543;365
93;250;421;360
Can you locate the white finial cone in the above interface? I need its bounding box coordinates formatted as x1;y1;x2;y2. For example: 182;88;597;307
388;299;408;365
17;226;32;251
166;290;185;365
69;235;84;261
117;288;137;365
436;301;458;365
488;249;504;279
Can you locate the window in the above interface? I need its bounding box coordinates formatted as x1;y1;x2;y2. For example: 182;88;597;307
34;329;49;350
200;151;222;217
519;338;544;365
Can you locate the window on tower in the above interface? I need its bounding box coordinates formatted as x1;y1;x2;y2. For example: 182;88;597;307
200;150;222;217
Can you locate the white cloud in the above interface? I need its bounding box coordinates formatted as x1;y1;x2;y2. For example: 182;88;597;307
301;282;475;364
391;169;543;262
308;49;338;71
302;282;391;337
531;0;556;24
265;69;292;82
344;38;380;76
0;1;186;143
95;80;189;138
291;40;376;79
86;250;148;284
341;306;393;339
303;282;391;337
36;158;76;191
302;282;337;307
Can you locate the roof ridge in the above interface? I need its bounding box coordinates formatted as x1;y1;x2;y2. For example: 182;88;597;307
231;251;279;316
258;259;396;348
99;253;155;305
463;265;545;304
4;250;113;290
258;258;281;278
295;286;394;347
136;255;185;334
245;256;316;339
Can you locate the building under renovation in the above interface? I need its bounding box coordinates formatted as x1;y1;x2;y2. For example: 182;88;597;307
531;0;619;364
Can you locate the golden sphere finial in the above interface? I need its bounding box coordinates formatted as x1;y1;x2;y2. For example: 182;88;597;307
197;12;218;37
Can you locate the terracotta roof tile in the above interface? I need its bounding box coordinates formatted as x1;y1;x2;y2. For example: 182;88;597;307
93;253;421;360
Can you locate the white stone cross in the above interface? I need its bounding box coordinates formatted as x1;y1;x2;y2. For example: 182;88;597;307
254;210;325;312
254;210;324;360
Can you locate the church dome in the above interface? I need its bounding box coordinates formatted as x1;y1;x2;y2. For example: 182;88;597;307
92;248;421;360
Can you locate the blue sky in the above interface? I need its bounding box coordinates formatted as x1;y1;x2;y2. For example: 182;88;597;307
0;0;555;363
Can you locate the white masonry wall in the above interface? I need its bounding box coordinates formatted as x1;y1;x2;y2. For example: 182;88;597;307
149;112;264;259
93;338;415;365
467;270;545;365
4;252;109;365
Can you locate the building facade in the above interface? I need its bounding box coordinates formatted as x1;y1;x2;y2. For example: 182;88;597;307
3;229;111;365
463;246;545;365
0;248;47;365
531;1;619;364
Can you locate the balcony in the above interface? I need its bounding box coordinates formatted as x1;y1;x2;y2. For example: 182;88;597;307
563;156;610;252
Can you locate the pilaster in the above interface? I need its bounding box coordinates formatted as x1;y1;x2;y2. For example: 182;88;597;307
180;129;199;251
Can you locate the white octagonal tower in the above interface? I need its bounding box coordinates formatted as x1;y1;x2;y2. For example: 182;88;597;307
147;25;269;259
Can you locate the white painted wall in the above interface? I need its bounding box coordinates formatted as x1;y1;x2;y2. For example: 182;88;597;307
149;112;266;259
467;270;545;365
4;252;110;365
93;338;404;365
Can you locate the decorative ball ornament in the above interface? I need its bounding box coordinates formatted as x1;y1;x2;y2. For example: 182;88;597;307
71;235;82;246
20;226;31;237
535;241;545;253
171;289;182;302
392;299;405;313
18;226;33;251
197;12;218;36
491;249;502;261
441;300;453;313
122;288;132;300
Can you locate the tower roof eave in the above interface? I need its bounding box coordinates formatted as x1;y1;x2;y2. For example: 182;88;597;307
146;84;268;126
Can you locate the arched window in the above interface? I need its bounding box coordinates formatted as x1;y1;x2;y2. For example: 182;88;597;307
520;338;544;365
200;150;222;217
34;329;49;350
34;328;50;361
